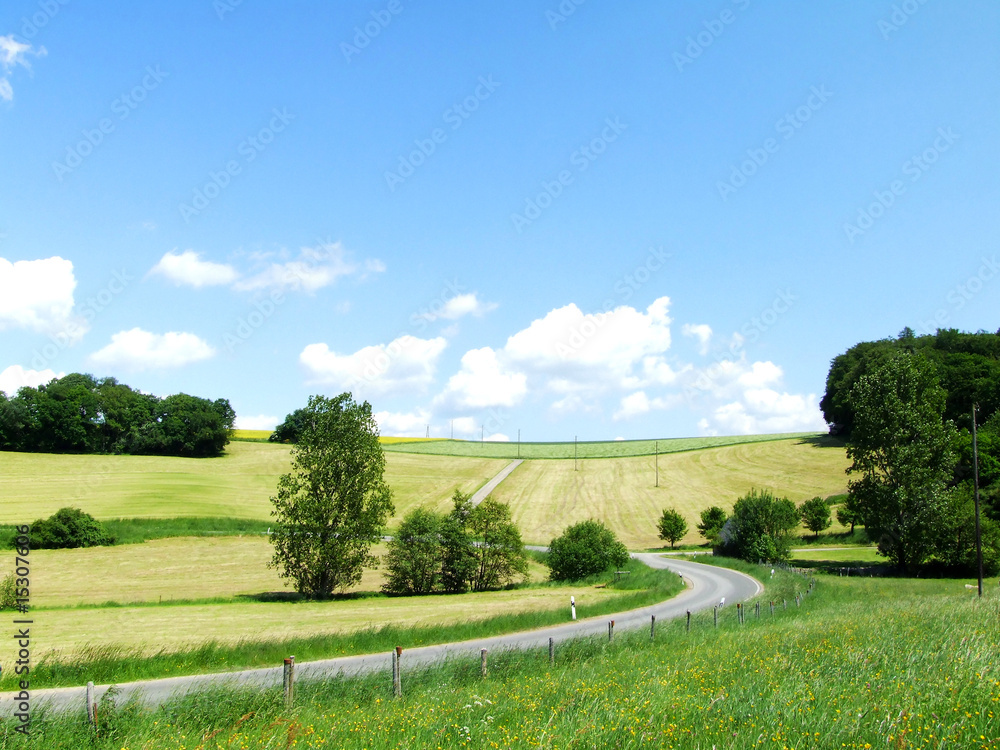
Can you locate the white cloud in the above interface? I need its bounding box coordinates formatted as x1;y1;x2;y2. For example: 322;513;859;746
682;323;712;355
0;256;85;338
235;414;281;430
149;250;239;288
435;347;528;410
0;365;61;396
738;361;783;389
89;328;215;372
0;36;45;102
374;408;433;437
612;390;683;420
416;292;497;322
235;242;384;293
300;335;447;396
485;432;510;442
701;389;827;435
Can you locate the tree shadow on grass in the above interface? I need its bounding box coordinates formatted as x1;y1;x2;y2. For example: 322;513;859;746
795;434;847;449
236;590;386;603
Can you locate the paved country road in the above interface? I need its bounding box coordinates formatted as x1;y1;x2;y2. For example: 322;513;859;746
0;555;760;715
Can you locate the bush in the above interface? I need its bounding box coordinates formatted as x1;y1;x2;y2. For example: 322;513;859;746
547;520;629;581
719;489;799;563
24;507;115;550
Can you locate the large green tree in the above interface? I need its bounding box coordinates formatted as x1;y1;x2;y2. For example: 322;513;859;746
268;394;394;599
799;496;831;539
697;505;728;545
846;353;957;570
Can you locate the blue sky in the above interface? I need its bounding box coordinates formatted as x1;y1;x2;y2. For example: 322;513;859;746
1;1;997;441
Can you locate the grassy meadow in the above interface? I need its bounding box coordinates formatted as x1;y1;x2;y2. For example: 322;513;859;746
0;436;850;546
4;565;998;749
0;441;508;525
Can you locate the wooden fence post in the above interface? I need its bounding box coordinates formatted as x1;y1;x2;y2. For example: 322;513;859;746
481;649;488;678
608;620;615;642
686;609;691;632
769;600;774;616
549;637;554;666
650;614;656;639
283;656;295;707
713;605;718;627
393;647;402;697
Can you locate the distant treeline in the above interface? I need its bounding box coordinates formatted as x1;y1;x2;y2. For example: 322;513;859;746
822;327;1000;435
822;327;1000;524
0;373;234;457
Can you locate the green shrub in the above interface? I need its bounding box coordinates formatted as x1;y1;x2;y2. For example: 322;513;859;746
547;520;629;581
24;507;116;549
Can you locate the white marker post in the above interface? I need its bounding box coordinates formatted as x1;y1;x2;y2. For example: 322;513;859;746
570;596;576;620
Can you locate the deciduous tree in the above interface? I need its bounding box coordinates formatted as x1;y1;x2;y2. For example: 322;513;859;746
269;394;394;599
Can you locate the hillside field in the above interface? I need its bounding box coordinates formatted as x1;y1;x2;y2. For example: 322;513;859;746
0;435;849;547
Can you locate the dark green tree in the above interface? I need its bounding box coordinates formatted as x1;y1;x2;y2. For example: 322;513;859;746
546;519;629;581
269;408;312;444
697;505;728;545
721;489;800;563
268;394;394;599
799;496;831;539
657;507;688;549
835;494;862;534
382;507;443;595
846;353;957;570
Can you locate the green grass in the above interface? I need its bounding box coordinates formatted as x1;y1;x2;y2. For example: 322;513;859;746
380;431;828;458
6;566;997;749
0;558;682;691
0;517;273;549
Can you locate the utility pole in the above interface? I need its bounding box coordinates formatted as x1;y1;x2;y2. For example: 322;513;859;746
481;424;484;443
655;440;659;488
973;404;984;598
426;424;430;439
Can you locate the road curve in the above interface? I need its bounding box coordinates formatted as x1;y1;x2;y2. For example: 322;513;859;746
0;555;760;714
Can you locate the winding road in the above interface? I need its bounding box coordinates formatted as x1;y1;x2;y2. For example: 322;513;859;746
0;555;759;715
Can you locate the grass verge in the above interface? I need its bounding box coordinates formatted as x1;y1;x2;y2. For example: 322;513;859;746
8;565;996;749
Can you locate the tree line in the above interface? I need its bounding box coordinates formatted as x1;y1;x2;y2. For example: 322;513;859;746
0;373;235;457
821;328;1000;574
